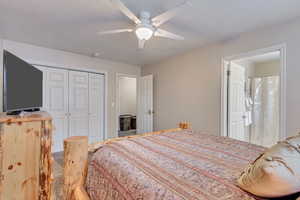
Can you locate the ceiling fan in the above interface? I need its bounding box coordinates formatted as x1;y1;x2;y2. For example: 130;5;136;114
98;0;191;49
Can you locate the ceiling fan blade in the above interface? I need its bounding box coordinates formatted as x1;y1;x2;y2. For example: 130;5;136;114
110;0;141;24
151;1;191;27
155;29;184;40
98;29;133;35
138;39;146;49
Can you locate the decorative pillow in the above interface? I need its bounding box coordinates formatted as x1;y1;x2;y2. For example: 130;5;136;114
237;133;300;198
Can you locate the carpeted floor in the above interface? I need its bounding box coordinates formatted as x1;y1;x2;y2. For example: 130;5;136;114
53;152;64;200
52;152;93;199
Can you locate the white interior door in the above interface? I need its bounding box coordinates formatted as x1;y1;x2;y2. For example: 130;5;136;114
89;73;105;143
228;62;246;141
40;67;69;152
137;75;153;133
69;71;89;138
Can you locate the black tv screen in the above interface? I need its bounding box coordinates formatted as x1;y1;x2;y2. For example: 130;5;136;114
3;51;43;112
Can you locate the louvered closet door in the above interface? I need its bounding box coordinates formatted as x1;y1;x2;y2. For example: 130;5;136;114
89;73;105;143
41;68;69;152
69;71;89;137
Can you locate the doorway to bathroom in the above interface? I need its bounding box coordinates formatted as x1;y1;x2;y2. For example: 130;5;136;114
221;45;286;147
116;74;137;137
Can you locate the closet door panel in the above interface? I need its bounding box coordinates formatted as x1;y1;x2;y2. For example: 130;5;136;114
37;67;105;149
69;71;89;138
52;117;68;151
41;68;69;152
69;117;89;137
89;73;105;143
89;117;101;142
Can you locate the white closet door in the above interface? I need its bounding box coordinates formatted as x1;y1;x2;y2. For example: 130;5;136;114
42;68;69;152
69;71;89;138
89;73;105;143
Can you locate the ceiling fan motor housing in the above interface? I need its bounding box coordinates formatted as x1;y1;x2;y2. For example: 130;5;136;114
139;11;151;24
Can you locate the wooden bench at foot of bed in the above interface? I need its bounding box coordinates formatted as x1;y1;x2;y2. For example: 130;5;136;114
63;122;191;200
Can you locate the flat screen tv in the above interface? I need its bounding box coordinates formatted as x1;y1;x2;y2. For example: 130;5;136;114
3;50;43;114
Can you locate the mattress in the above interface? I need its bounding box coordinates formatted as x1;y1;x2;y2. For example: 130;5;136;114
86;130;266;200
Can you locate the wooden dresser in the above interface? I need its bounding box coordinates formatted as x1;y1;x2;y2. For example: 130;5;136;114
0;112;53;200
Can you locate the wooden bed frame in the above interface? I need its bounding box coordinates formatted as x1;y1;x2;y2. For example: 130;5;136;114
63;122;191;200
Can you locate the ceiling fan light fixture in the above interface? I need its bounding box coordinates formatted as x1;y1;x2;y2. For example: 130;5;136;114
98;0;188;48
135;27;153;40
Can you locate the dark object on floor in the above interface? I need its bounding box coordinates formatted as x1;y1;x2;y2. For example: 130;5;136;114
131;116;136;130
119;114;132;131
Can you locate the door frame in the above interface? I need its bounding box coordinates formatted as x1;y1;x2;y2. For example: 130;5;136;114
220;44;287;140
115;73;138;135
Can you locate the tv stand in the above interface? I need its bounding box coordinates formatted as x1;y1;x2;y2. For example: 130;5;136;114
6;108;41;116
0;111;53;199
24;108;40;112
6;111;22;115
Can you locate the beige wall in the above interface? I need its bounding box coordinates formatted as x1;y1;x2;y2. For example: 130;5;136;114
239;59;280;78
142;18;300;137
253;59;280;77
143;45;222;134
0;39;141;139
119;77;137;115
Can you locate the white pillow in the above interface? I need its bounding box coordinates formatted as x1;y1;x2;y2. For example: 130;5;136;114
237;134;300;198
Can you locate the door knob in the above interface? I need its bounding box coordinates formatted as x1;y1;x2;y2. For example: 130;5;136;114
148;110;154;115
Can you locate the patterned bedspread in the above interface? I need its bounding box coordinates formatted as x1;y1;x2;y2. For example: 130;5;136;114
86;130;266;200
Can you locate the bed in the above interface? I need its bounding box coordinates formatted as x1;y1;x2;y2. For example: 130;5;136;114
85;129;267;200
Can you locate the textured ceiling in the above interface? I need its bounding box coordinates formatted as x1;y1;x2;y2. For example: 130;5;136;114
1;0;300;66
